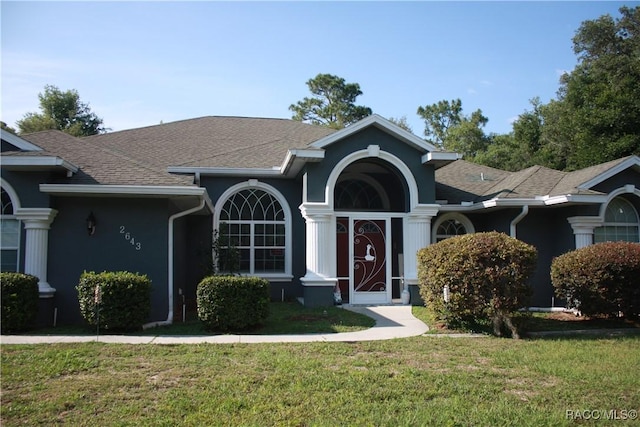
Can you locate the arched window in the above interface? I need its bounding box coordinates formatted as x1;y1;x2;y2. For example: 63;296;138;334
216;185;290;277
594;197;640;243
432;213;475;243
1;187;20;272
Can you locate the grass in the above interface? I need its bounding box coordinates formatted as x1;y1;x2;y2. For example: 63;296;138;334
412;306;640;335
17;302;375;336
1;335;639;426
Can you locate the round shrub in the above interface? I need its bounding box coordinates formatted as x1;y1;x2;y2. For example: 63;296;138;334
1;272;39;333
418;232;537;338
77;271;151;331
197;275;270;332
551;242;640;319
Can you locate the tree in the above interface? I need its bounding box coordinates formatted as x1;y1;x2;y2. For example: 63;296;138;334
16;85;106;137
387;116;413;133
544;6;640;169
289;73;372;129
417;98;489;159
416;99;463;148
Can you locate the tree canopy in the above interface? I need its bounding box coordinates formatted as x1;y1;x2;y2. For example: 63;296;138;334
16;85;106;137
417;98;489;160
290;73;372;129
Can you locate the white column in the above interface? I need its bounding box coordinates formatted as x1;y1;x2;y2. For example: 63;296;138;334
299;203;337;286
14;208;58;298
567;216;602;249
404;204;439;286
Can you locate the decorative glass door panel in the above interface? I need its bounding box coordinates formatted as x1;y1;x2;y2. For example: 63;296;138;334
352;219;390;304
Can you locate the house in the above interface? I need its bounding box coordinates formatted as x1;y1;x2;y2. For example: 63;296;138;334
1;115;639;326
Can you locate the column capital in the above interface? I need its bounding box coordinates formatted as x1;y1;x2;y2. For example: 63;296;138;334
14;208;58;228
299;203;333;220
407;204;440;220
567;216;602;234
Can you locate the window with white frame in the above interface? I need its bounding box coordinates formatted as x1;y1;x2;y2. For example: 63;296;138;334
218;188;287;275
432;213;475;243
594;197;640;243
1;188;20;272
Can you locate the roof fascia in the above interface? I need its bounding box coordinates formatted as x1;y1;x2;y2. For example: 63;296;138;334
438;194;608;211
578;156;640;190
422;151;462;169
168;166;283;178
1;156;79;175
1;130;43;151
310;114;440;153
280;149;325;176
40;184;214;213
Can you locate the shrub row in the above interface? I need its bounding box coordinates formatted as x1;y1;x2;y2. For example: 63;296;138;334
418;232;537;338
551;241;640;319
1;272;39;333
77;271;151;331
197;275;270;332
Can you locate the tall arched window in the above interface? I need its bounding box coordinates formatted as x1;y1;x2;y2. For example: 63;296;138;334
594;197;640;243
1;187;20;272
432;213;475;243
216;185;290;277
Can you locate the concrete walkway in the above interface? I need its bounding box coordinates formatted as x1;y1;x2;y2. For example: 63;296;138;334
0;305;429;345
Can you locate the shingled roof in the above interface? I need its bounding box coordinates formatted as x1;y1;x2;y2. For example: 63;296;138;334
10;116;336;185
13;130;194;186
436;156;638;204
83;116;336;169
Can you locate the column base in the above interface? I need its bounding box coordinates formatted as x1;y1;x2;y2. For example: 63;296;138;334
38;282;57;298
300;275;338;308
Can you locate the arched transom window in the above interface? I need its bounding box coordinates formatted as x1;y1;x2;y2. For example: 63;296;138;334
432;213;475;243
218;188;288;275
594;197;640;243
1;187;20;272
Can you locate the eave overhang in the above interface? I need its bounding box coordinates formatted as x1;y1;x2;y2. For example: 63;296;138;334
422;151;463;169
39;184;214;212
1;156;79;176
1;130;43;151
437;193;608;211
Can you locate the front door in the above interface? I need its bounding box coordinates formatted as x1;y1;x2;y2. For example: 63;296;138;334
337;217;392;304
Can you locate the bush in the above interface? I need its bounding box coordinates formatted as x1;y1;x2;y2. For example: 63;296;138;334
197;275;270;332
1;272;39;333
77;271;151;331
417;232;537;338
551;242;640;319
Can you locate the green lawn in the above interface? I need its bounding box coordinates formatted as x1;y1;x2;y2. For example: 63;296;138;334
25;302;376;336
2;335;639;426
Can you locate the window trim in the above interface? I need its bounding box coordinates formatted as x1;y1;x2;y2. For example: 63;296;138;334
213;180;292;280
431;212;475;243
594;196;640;243
1;179;22;272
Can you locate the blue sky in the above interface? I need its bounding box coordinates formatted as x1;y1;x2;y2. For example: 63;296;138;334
1;1;632;136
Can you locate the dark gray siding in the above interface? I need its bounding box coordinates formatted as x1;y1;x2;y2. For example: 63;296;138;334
304;127;436;205
48;197;170;324
1;170;51;208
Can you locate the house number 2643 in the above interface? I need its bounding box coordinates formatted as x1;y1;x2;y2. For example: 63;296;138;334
119;226;142;251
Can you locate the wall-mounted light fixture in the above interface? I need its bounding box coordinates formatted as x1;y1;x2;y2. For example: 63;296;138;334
86;212;97;236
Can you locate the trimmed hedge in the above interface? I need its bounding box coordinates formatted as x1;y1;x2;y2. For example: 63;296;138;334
77;271;151;331
418;232;537;338
1;272;39;333
551;242;640;319
197;275;270;332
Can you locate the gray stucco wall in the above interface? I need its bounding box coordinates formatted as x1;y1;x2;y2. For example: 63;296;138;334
304;127;436;205
47;197;170;325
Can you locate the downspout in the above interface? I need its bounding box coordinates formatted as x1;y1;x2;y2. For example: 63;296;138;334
143;198;206;329
510;205;529;238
